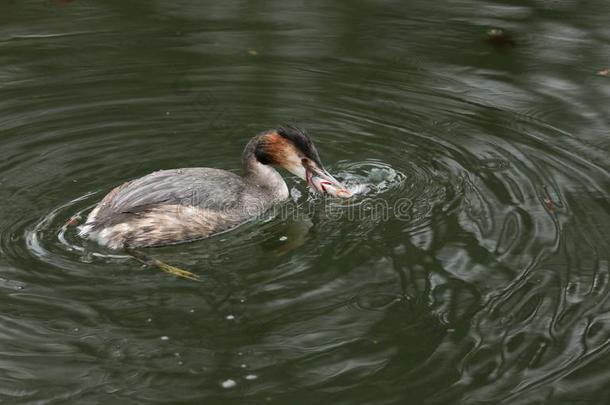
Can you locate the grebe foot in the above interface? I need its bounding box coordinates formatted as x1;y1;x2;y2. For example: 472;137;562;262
154;260;200;281
126;248;200;281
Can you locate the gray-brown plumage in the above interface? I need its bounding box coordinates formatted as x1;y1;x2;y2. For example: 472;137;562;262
79;126;351;249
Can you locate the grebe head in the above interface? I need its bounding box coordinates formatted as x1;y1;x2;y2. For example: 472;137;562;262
254;126;352;198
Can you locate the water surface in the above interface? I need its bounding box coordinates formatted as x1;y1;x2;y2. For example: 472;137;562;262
1;1;610;404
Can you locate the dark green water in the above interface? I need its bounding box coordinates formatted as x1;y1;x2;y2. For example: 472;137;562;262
2;1;610;404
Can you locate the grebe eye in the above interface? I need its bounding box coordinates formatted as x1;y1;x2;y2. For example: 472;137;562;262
301;158;309;165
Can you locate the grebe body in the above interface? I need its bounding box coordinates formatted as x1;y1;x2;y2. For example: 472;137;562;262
79;126;351;249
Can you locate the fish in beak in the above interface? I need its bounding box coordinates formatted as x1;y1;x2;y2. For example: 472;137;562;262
303;159;353;198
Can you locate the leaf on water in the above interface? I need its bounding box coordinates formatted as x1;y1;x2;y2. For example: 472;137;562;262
483;28;516;48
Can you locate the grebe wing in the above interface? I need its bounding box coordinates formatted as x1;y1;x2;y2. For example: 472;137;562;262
90;168;246;229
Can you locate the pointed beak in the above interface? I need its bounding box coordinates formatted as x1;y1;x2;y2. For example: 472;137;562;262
304;161;353;198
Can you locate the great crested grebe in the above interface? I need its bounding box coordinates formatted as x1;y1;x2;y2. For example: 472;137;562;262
79;126;352;250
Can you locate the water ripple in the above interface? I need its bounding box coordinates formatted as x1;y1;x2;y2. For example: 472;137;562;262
1;1;610;403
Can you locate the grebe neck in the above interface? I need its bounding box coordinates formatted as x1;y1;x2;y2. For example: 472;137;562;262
242;137;289;201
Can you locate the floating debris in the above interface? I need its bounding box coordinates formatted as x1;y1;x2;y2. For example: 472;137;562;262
279;236;288;242
247;49;258;56
221;379;237;389
226;314;235;320
598;68;609;77
160;335;169;341
245;374;258;380
543;185;557;213
393;245;406;255
483;28;516;48
64;215;81;227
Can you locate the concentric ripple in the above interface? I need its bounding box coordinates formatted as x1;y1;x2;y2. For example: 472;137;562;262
1;1;610;404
